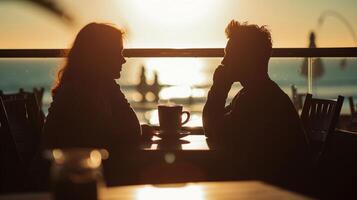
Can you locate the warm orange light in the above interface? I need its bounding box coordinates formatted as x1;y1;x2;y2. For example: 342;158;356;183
128;0;216;25
145;58;207;86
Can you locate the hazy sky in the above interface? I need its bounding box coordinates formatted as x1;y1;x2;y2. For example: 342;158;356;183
0;0;357;48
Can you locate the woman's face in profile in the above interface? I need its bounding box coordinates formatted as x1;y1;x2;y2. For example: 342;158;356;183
106;42;126;80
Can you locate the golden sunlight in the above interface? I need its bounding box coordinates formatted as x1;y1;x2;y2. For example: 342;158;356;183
145;58;207;86
128;0;217;25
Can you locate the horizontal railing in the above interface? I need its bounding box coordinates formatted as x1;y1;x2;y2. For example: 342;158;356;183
0;47;357;58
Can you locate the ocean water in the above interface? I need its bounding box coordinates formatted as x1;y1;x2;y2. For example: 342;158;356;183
1;57;357;125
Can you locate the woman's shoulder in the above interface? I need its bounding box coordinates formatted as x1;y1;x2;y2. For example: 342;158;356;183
51;84;104;109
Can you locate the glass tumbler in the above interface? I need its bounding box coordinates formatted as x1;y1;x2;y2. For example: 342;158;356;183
49;148;109;200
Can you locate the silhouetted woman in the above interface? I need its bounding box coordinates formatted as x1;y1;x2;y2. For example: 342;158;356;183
43;23;141;151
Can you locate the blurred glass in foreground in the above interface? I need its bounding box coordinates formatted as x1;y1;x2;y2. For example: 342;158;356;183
49;148;109;200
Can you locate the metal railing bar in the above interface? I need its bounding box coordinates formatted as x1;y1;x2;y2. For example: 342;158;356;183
0;47;357;58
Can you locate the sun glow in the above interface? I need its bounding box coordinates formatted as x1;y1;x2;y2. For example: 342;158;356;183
160;86;192;99
117;0;224;47
129;0;217;25
145;58;207;86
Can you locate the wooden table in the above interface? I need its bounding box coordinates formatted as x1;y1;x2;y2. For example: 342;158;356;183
0;181;313;200
103;135;215;186
134;135;214;184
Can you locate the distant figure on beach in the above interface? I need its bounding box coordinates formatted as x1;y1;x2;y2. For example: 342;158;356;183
136;66;149;102
43;23;141;151
300;32;324;80
136;66;162;102
151;72;161;102
203;21;309;184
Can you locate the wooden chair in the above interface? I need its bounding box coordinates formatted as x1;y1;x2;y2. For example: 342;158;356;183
300;94;344;162
1;89;45;123
0;97;25;193
0;92;45;193
1;92;44;165
1;87;45;113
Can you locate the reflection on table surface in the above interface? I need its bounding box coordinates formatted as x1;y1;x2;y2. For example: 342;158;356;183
142;135;209;151
0;181;313;200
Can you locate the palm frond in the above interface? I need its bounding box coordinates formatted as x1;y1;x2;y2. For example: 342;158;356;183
1;0;73;23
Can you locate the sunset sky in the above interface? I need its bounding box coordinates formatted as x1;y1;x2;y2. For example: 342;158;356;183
0;0;357;48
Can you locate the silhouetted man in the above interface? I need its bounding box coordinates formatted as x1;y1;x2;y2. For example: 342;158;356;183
203;21;309;184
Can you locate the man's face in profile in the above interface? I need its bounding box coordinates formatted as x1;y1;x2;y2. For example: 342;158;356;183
221;39;249;82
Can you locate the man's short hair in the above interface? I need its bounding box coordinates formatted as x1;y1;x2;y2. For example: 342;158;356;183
225;20;272;64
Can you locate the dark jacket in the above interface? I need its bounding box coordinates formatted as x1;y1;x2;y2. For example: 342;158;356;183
43;80;141;151
203;79;309;181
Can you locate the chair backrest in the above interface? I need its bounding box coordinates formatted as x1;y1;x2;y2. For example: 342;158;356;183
301;94;344;143
1;88;45;114
1;90;45;125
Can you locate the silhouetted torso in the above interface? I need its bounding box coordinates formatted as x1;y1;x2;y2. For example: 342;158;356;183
43;80;141;151
203;78;309;181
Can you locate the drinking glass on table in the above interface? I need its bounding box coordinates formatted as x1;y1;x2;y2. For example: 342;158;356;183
49;148;108;200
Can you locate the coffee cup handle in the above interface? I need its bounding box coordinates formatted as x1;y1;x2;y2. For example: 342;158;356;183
181;111;190;125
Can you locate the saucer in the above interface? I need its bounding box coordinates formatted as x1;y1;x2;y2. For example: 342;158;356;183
154;130;190;140
153;139;190;145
